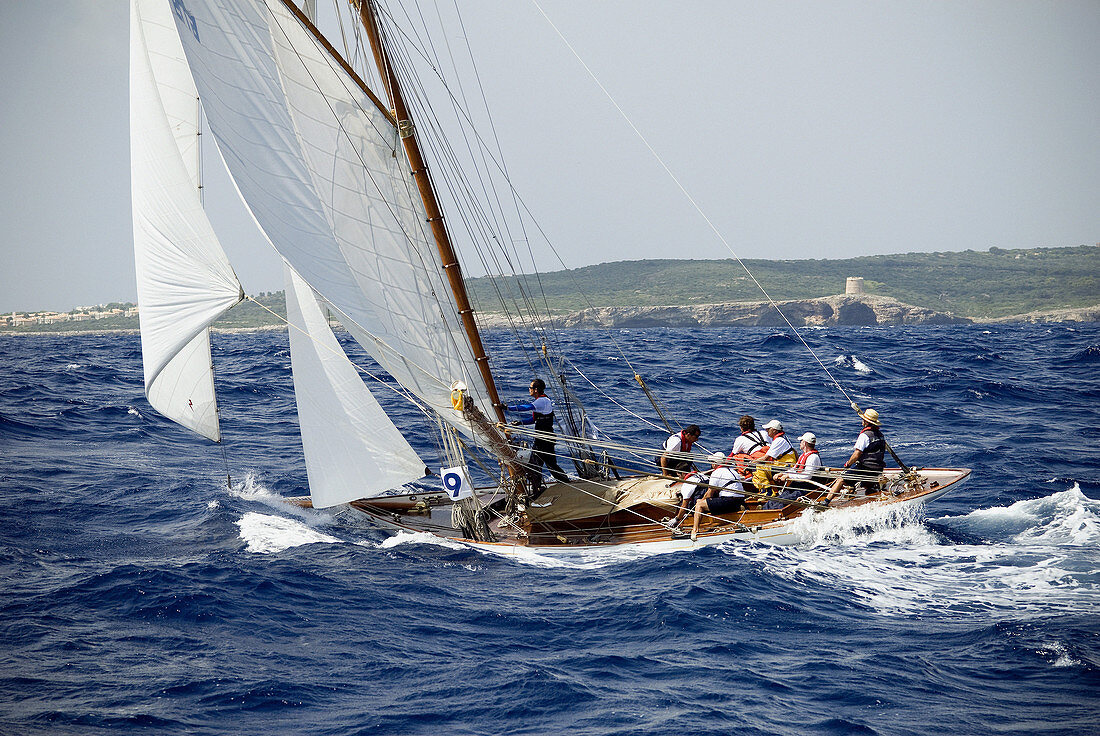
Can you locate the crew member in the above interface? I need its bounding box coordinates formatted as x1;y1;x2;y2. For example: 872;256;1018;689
752;419;798;493
775;432;824;486
684;455;746;541
664;452;726;529
659;425;701;478
773;432;824;507
825;408;886;503
506;378;569;495
728;415;769;480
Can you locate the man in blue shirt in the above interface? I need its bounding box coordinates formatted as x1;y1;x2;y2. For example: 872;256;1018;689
506;378;569;496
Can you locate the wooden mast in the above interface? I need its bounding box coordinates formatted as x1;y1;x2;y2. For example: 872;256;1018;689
355;0;506;424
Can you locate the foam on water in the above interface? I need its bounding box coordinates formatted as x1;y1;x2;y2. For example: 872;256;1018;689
1039;641;1080;668
949;484;1100;546
375;530;468;554
5;323;1100;734
732;486;1100;617
832;354;875;375
227;471;335;523
472;539;680;569
236;511;342;553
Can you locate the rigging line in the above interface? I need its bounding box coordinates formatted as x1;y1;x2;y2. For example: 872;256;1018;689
335;1;370;81
380;29;640;444
447;0;559;344
376;23;550;389
245;295;440;425
375;10;588;357
383;0;521;275
530;0;857;409
267;5;493;413
384;38;559;375
560;356;667;434
374;4;680;438
370;4;649;380
208;338;233;489
506;422;878;485
430;0;561;353
365;20;514;389
382;24;553;341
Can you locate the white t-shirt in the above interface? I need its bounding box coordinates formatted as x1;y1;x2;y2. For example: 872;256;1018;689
786;451;823;481
854;430;874;452
730;430;767;456
530;395;554;414
765;433;794;460
709;465;744;497
680;471;708;500
664;433;687;453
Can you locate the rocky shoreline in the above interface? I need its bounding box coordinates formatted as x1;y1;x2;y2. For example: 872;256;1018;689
541;294;971;329
475;296;1100;329
5;297;1099;336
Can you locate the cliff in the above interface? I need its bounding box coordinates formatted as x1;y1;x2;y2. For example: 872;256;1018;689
550;294;970;329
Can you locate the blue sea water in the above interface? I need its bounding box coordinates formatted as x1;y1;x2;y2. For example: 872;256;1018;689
2;323;1099;735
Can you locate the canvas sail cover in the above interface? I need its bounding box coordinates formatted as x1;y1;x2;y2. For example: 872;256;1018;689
131;0;243;441
167;0;496;440
284;263;427;506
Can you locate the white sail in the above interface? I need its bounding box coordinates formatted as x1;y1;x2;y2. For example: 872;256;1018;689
166;0;496;439
285;264;427;507
130;0;243;441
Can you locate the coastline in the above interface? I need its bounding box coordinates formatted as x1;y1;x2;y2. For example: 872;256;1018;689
3;298;1098;337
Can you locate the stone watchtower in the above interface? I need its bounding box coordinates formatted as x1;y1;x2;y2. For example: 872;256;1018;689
845;277;865;295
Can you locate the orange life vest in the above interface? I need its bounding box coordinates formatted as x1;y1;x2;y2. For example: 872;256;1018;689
728;431;768;477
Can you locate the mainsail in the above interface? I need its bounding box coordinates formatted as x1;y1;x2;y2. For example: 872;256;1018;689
165;0;497;440
284;263;426;507
130;0;243;441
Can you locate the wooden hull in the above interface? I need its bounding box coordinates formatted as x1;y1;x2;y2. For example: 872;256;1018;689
337;467;971;559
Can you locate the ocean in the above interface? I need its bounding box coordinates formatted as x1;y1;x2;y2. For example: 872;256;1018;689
1;323;1098;735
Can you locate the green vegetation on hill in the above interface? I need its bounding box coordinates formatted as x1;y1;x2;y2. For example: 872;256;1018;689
466;244;1100;320
4;245;1098;333
212;291;287;328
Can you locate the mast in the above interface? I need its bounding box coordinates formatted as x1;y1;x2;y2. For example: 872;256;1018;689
355;0;505;424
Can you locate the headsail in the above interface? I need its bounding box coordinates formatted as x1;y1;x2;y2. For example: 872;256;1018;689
284;263;427;507
130;0;243;441
166;0;497;440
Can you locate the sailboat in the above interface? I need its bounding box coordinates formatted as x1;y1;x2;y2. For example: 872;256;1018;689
132;0;970;558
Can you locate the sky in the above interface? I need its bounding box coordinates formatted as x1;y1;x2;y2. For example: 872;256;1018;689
1;0;1098;313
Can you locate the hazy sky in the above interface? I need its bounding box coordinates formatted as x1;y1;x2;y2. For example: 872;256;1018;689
1;0;1097;313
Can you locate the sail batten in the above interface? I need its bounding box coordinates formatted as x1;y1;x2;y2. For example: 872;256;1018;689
131;0;243;441
168;0;497;438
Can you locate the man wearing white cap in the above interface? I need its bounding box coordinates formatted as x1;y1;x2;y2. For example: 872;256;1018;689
778;426;822;497
682;455;747;540
775;432;823;486
751;419;798;493
664;451;727;530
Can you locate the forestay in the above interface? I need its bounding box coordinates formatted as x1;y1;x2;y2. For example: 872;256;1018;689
284;264;427;507
130;0;243;441
168;0;496;438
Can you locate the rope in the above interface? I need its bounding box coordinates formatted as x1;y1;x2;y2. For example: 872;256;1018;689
529;0;858;413
370;1;682;429
245;295;438;423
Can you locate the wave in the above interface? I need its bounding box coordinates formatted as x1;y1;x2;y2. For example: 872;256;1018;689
940;484;1100;546
727;486;1100;618
1067;344;1100;362
235;512;343;554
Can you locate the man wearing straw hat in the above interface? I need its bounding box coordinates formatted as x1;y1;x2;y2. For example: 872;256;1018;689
824;408;886;503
